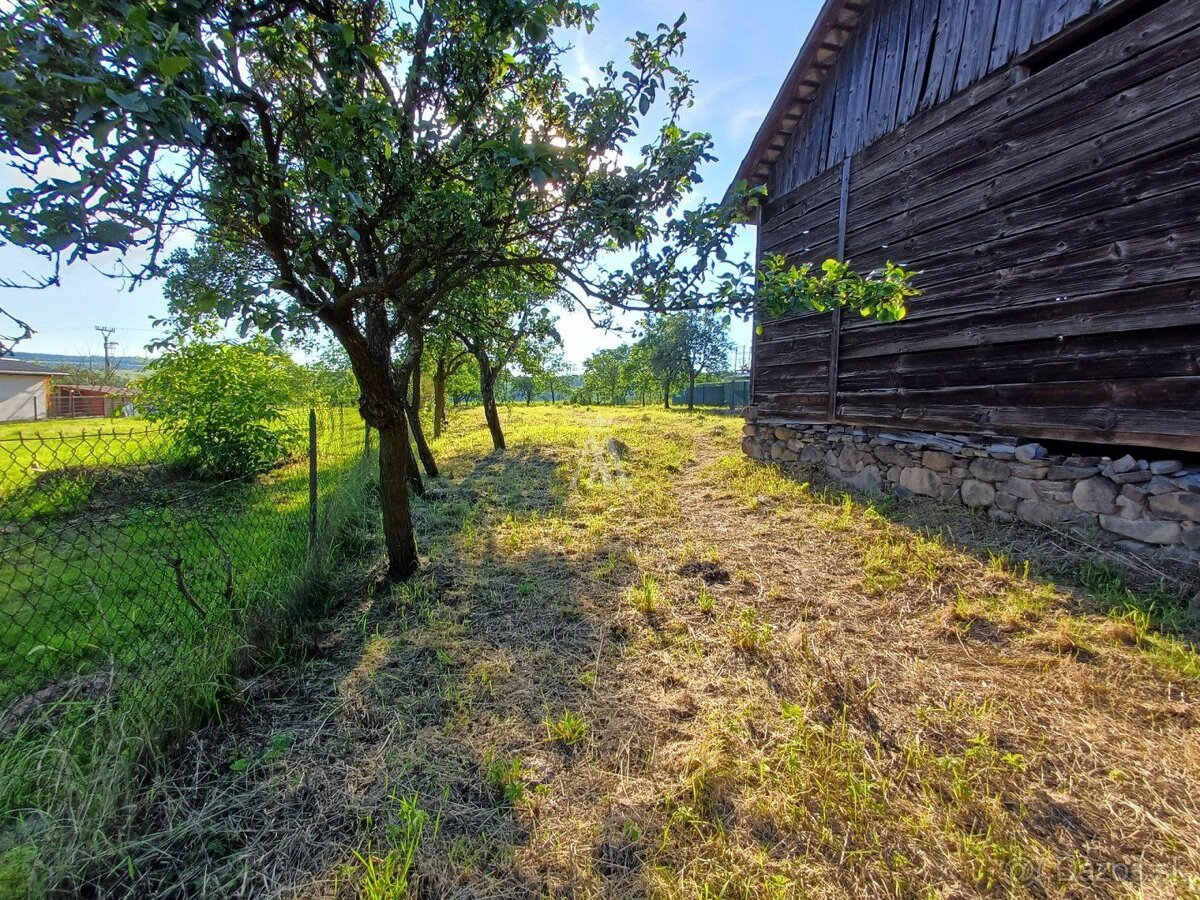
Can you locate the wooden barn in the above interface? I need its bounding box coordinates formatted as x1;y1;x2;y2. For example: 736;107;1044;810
736;0;1200;455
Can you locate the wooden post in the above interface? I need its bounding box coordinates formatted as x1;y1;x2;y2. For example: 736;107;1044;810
308;408;318;548
828;155;852;423
748;204;763;411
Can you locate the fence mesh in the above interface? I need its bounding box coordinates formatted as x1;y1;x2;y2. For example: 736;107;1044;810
0;408;368;722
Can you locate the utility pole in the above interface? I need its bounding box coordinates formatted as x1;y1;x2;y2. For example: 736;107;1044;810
95;325;118;382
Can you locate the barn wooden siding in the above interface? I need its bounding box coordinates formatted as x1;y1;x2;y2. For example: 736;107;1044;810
768;0;1117;197
753;0;1200;453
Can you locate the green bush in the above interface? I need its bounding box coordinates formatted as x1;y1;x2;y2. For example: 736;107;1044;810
140;338;302;478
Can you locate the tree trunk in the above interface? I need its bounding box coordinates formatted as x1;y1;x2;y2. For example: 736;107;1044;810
406;400;438;478
376;421;419;581
323;300;422;582
411;350;423;412
663;384;671;410
433;359;447;439
479;359;506;451
403;352;438;479
405;436;424;496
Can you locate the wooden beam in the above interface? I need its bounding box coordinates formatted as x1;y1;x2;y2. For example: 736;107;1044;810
828;155;852;423
749;203;764;408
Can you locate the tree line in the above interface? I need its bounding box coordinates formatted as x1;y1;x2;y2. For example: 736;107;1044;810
578;310;732;408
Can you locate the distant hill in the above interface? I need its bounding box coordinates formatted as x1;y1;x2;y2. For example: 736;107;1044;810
11;351;149;373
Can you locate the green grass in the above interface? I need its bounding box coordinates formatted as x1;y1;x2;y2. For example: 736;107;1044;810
341;794;437;899
628;573;663;613
0;422;174;503
484;754;529;805
0;408;326;505
0;418;362;702
730;606;773;653
543;708;589;746
0;416;146;441
8;404;1198;898
0;410;375;894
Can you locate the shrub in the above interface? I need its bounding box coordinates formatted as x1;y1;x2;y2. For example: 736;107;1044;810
140;338;301;478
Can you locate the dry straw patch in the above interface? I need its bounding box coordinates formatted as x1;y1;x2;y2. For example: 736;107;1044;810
70;406;1200;899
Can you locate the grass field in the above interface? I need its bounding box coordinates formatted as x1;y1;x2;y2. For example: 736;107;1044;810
0;408;329;501
0;422;173;502
53;404;1198;899
0;409;362;700
0;409;373;898
0;417;145;440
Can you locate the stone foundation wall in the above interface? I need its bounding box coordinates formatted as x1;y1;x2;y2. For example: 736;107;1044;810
741;418;1200;572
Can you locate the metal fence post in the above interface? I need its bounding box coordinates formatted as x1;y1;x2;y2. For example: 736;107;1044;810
308;408;318;548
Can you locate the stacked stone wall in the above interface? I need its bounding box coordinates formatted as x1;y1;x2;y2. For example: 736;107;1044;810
742;419;1200;572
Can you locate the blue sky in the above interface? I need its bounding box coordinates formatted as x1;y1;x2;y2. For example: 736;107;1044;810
0;1;823;368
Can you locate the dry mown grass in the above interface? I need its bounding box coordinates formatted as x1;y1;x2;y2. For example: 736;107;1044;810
73;406;1200;899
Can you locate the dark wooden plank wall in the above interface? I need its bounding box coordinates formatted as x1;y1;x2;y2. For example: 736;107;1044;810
769;0;1110;197
754;0;1200;452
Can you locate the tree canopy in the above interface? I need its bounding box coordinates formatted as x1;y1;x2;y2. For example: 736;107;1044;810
580;345;630;405
634;311;732;408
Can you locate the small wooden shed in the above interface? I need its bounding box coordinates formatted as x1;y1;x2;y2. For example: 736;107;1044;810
736;0;1200;453
50;384;135;419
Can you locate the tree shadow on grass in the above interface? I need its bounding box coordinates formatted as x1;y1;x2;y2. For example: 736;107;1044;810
91;444;647;898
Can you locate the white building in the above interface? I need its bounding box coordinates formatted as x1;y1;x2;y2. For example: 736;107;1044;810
0;359;65;422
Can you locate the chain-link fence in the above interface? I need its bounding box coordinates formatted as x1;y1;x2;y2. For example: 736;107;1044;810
0;407;369;725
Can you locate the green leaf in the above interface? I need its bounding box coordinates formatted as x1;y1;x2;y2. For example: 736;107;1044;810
158;56;191;78
525;18;548;42
92;117;118;146
106;88;148;112
89;221;133;245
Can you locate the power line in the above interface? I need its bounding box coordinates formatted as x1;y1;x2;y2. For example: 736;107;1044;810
95;325;119;373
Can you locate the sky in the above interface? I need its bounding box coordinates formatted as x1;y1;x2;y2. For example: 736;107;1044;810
0;0;824;370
